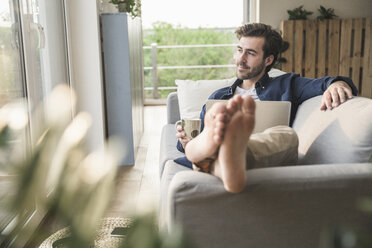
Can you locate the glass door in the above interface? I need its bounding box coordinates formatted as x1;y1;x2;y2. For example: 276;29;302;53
20;0;70;141
0;0;70;245
0;0;28;237
0;0;25;107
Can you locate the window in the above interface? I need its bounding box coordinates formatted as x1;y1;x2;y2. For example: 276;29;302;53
0;0;70;245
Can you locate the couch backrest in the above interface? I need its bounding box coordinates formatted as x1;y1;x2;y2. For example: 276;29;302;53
172;69;287;121
167;92;180;124
292;96;372;164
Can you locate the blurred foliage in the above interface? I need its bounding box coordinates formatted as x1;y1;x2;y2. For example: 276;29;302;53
323;197;372;248
109;0;141;18
0;85;187;247
121;213;192;248
143;22;237;98
287;5;313;20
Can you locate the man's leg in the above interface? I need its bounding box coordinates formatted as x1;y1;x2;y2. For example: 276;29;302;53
185;102;232;164
186;95;298;194
245;126;299;169
210;95;255;193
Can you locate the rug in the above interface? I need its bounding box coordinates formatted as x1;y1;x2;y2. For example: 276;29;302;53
39;217;133;248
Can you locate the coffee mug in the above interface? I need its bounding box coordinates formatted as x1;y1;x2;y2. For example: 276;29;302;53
175;119;201;139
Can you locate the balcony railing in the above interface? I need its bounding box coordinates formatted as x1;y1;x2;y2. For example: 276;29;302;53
143;43;236;99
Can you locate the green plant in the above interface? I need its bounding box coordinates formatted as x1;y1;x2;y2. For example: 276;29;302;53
287;5;313;20
110;0;141;18
0;85;187;247
317;5;338;20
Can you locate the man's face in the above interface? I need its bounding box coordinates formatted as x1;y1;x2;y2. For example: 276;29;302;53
235;36;267;80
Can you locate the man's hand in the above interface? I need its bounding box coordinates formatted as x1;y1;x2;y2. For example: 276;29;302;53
320;81;353;110
176;125;192;149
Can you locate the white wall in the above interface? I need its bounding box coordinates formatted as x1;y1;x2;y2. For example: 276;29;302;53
256;0;372;29
64;0;106;152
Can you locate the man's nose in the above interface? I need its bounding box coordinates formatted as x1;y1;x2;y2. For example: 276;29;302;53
237;52;247;63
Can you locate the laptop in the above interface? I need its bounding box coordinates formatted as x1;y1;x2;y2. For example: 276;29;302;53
206;100;291;134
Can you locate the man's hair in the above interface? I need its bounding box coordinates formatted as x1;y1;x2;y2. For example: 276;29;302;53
235;23;283;72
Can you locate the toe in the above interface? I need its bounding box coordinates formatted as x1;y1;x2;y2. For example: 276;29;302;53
241;95;255;115
211;103;227;118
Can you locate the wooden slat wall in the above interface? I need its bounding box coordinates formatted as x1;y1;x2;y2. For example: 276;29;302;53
281;18;372;98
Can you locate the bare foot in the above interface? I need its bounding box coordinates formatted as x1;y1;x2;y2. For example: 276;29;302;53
185;102;229;164
212;95;255;193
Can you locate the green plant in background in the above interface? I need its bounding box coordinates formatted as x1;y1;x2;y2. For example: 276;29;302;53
143;22;237;99
109;0;141;18
287;5;313;20
317;5;338;20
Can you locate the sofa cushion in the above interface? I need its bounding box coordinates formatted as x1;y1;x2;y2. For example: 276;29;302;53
176;78;236;119
293;96;372;164
176;69;287;119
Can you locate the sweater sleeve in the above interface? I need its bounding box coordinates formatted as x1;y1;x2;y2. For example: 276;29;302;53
293;75;358;104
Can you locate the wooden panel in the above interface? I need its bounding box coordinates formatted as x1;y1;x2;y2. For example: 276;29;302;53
362;19;372;98
351;19;363;91
280;18;371;98
281;20;294;72
294;20;304;75
304;20;317;78
317;20;327;77
339;19;352;77
328;19;340;76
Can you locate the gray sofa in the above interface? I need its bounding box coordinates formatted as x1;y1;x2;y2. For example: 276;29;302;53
159;92;372;248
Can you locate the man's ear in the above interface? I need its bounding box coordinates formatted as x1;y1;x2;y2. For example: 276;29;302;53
265;55;274;67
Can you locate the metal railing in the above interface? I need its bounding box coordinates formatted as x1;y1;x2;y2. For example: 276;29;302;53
143;43;236;99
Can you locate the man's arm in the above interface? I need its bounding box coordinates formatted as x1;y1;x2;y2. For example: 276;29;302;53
292;75;358;108
320;80;354;110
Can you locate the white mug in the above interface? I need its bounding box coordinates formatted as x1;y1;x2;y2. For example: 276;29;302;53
175;119;201;139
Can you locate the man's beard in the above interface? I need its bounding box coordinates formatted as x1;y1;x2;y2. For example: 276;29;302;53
236;60;265;80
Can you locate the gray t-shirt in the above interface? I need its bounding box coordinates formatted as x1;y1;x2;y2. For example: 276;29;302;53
234;85;260;101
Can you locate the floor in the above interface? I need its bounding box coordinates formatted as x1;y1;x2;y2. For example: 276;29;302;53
105;105;167;218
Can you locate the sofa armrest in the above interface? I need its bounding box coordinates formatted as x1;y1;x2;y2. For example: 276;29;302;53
167;92;180;124
165;163;372;248
159;124;184;178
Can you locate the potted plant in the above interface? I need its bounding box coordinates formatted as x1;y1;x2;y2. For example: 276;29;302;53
287;5;313;20
317;5;338;20
109;0;141;18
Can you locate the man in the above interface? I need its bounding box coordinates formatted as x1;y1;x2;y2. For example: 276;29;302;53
175;23;357;193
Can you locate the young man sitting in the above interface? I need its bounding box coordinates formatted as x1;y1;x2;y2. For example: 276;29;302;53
176;23;358;193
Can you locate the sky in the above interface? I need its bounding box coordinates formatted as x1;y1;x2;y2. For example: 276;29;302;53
141;0;243;29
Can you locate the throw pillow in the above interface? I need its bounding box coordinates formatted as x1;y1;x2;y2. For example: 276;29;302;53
176;78;236;119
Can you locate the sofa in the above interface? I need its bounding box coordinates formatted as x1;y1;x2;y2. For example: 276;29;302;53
158;74;372;248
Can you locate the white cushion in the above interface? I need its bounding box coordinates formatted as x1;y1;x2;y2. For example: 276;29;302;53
176;78;236;119
176;69;287;119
